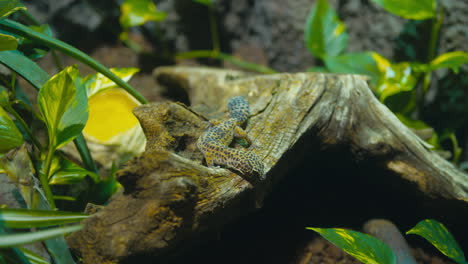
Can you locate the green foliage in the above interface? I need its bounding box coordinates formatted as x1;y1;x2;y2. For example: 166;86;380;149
49;155;99;185
193;0;214;6
304;0;348;59
0;50;49;90
0;105;23;153
18;247;48;264
430;51;468;74
375;62;419;102
307;227;397;264
0;2;149;262
323;52;380;85
119;0;166;29
0;208;87;228
119;0;166;42
0;33;17;51
38;66;88;151
83;67;140;97
304;0;468;162
0;18;148;104
407;219;467;264
369;0;436;20
310;219;466;264
0;0;25;18
0;225;82;248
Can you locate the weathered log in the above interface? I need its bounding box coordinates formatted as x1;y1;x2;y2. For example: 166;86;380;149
67;67;468;263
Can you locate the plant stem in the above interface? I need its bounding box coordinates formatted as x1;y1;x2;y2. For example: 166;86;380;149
4;104;43;151
427;7;444;63
0;19;148;104
417;7;444;118
19;8;65;72
40;145;56;209
208;6;220;52
176;50;277;74
73;134;98;173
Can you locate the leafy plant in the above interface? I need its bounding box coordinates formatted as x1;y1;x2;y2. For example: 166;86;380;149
118;0;166;52
304;0;468;164
0;1;149;263
308;219;467;264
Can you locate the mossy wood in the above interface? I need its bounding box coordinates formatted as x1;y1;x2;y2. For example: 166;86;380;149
67;67;468;263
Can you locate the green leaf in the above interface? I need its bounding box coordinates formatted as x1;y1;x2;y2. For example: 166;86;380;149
38;66;88;151
0;50;50;91
49;155;99;185
0;33;17;51
0;225;82;248
304;0;348;59
83;67;140;97
307;227;397;264
407;219;467;264
324;52;380;86
18;247;48;264
369;0;436;20
375;62;418;102
193;0;214;6
0;208;87;228
430;51;468;74
0;0;26;18
0;105;23;153
119;0;167;29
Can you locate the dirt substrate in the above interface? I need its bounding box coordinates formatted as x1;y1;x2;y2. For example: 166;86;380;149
295;237;454;264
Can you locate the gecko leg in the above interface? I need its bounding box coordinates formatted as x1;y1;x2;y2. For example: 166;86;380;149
234;126;252;145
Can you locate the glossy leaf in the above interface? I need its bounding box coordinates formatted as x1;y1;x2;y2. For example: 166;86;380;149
307;227;397;264
83;67;139;97
0;225;82;248
304;0;348;59
430;51;468;74
119;0;167;29
49;155;99;184
0;0;26;18
38;66;88;151
372;53;418;102
0;105;23;153
407;219;467;264
0;33;17;51
370;0;436;20
0;208;87;228
0;50;50;91
324;52;380;85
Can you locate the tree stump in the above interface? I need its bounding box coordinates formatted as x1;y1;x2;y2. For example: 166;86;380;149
67;66;468;263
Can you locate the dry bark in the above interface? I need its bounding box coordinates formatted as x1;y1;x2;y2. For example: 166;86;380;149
67;66;468;263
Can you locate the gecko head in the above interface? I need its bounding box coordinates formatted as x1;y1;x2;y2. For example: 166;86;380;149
228;96;250;124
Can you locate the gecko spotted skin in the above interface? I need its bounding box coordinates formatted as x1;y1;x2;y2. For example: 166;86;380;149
197;96;265;178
